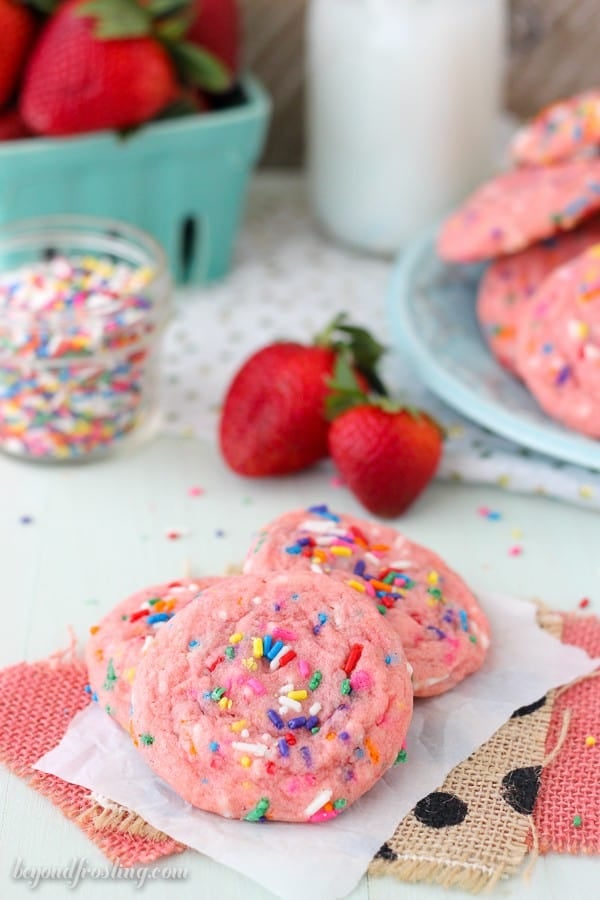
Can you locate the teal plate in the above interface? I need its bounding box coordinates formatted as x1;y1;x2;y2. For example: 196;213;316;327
387;229;600;472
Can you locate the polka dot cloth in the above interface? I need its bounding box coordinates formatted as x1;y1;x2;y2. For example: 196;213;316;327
160;176;600;510
370;678;558;890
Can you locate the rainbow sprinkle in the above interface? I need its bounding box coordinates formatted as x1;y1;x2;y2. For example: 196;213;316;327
0;254;158;460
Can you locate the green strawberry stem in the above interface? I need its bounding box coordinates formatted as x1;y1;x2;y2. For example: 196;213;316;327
326;354;445;439
314;313;388;396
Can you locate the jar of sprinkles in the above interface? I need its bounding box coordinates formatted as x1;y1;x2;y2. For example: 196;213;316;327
0;216;172;462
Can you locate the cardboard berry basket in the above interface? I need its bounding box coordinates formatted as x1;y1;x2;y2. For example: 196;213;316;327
0;76;270;285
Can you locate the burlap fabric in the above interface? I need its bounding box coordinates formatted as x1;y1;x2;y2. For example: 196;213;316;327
0;649;185;867
533;614;600;855
370;610;599;891
369;692;557;891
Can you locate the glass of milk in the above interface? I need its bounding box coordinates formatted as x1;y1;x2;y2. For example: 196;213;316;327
306;0;507;254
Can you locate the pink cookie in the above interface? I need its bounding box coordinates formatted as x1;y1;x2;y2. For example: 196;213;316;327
516;244;600;438
477;219;600;374
512;90;600;167
438;159;600;263
131;573;413;823
86;578;220;729
244;507;490;697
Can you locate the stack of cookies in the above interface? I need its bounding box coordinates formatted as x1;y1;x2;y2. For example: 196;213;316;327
86;504;490;824
438;89;600;440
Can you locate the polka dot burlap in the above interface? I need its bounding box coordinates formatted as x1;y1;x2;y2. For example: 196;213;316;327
370;689;557;890
370;611;600;890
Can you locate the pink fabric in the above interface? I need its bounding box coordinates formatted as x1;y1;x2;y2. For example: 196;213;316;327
0;655;185;866
534;614;600;854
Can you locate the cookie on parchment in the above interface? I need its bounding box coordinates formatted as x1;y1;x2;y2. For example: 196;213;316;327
131;573;413;822
243;506;490;698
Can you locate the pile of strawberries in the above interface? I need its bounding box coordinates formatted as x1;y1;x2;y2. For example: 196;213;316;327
219;316;444;518
0;0;239;139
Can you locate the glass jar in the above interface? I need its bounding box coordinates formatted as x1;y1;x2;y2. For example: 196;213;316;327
306;0;507;253
0;216;172;462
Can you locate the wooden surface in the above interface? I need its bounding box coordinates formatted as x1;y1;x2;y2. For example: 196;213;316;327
241;0;600;167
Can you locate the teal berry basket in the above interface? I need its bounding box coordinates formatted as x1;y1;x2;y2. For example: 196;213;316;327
0;76;270;285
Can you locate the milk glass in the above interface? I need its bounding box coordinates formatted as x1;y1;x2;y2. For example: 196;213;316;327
307;0;507;253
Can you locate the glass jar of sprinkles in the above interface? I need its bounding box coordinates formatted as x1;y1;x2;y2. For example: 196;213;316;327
0;216;172;462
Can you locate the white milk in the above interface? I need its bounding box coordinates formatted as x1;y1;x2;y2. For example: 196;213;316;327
306;0;507;253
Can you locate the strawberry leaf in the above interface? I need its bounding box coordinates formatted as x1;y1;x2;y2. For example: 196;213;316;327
154;14;189;41
333;320;387;374
169;42;232;91
146;0;191;16
315;313;388;396
77;0;153;38
325;354;370;420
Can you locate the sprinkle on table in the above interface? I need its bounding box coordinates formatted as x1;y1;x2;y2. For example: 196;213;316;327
477;506;502;520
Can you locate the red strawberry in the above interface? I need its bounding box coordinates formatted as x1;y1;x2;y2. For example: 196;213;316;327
188;0;239;81
20;0;177;136
219;316;385;477
0;107;31;141
327;359;443;517
0;0;36;107
220;343;338;476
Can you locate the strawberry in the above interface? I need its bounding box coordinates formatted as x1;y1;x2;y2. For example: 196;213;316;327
327;358;443;517
219;316;385;477
0;0;36;107
20;0;179;136
187;0;239;83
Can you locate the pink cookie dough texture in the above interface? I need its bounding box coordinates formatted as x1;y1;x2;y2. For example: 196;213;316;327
86;577;220;729
512;90;600;167
131;573;413;823
516;244;600;438
477;220;600;374
243;507;490;698
437;159;600;263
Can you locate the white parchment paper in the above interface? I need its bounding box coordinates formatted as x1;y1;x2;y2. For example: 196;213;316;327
35;593;599;900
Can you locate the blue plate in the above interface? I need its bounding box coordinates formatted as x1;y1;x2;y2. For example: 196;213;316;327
387;230;600;472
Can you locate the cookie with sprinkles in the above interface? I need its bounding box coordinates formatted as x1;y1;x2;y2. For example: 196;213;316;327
437;159;600;263
244;507;490;697
512;90;600;168
131;573;413;822
515;244;600;438
477;219;600;374
86;578;220;728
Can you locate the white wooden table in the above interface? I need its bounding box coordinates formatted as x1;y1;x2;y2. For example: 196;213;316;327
1;431;599;899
